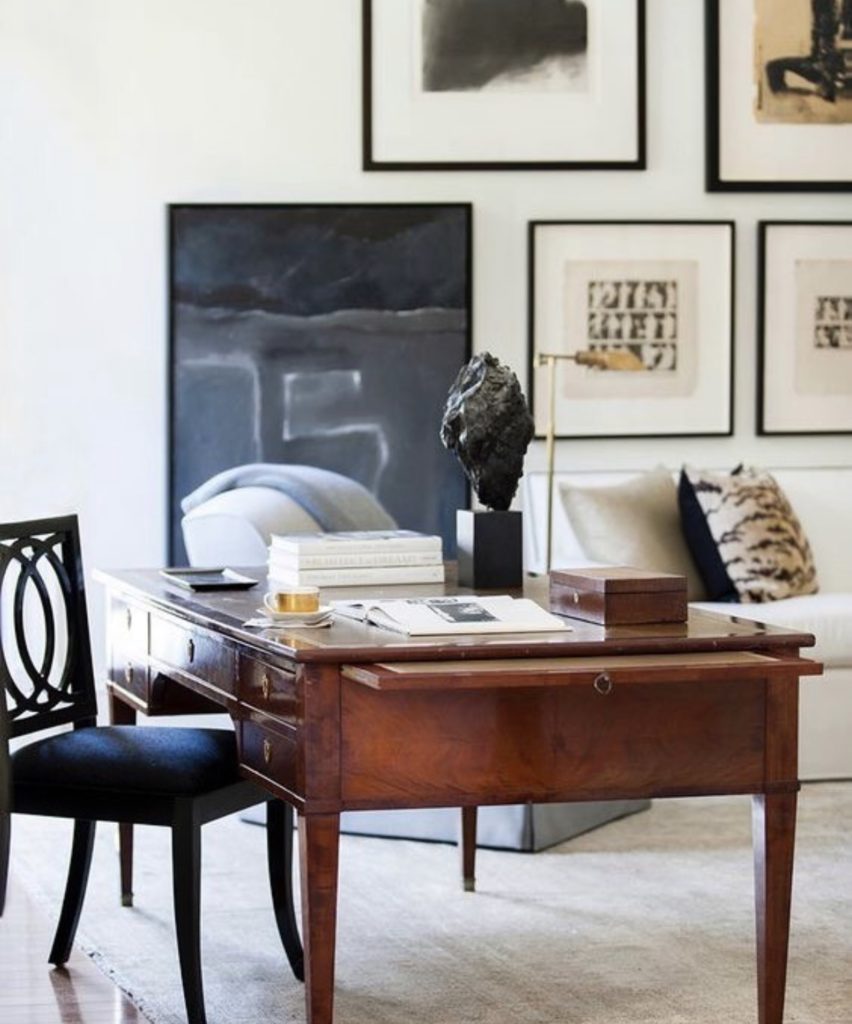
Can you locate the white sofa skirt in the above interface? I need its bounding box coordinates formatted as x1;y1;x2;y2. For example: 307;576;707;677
337;800;650;852
240;800;650;852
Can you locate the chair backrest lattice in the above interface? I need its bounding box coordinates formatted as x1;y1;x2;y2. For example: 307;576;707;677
0;516;97;739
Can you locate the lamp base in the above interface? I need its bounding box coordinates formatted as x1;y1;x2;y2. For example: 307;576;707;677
456;510;523;590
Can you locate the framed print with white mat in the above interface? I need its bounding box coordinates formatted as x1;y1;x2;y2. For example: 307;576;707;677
363;0;646;170
707;0;852;191
758;221;852;434
528;221;735;439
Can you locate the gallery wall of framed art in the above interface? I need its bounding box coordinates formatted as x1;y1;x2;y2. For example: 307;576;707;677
7;0;852;607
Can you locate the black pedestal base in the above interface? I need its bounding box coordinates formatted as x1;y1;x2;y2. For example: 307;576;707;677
456;510;523;590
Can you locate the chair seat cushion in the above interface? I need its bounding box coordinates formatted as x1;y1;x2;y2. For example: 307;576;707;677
12;726;242;796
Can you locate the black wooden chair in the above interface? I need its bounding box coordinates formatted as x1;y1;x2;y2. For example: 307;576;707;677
0;515;303;1024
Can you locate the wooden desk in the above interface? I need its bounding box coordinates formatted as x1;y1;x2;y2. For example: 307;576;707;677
95;569;821;1024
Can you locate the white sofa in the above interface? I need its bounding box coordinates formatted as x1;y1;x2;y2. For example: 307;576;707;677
522;466;852;781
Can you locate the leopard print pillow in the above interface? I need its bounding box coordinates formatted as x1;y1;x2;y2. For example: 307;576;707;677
679;465;819;603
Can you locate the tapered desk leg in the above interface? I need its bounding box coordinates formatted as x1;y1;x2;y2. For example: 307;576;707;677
459;806;477;892
752;792;797;1024
299;812;340;1024
108;692;136;907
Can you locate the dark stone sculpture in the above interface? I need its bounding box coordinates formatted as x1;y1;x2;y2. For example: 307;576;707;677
440;353;535;511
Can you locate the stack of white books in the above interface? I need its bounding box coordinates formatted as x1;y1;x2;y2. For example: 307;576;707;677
266;530;445;587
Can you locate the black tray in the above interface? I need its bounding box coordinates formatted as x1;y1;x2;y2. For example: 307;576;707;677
159;567;259;591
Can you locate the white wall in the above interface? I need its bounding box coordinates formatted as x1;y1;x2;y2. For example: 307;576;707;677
1;0;851;664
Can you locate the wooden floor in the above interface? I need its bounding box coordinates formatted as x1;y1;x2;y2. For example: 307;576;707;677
0;874;148;1024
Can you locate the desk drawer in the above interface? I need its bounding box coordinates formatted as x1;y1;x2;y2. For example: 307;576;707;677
341;662;789;805
238;654;301;725
112;660;148;704
112;599;148;657
342;651;819;691
238;716;302;796
341;654;808;807
108;599;149;702
107;657;148;705
150;617;235;696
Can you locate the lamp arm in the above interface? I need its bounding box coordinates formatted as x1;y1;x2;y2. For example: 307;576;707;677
535;348;638;572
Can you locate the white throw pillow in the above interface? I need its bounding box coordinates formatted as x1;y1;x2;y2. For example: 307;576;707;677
559;467;706;601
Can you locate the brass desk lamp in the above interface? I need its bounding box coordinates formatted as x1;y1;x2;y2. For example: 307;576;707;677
535;349;643;572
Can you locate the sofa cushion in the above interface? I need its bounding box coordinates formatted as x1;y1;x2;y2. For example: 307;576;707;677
693;594;852;669
679;465;819;603
559;467;706;601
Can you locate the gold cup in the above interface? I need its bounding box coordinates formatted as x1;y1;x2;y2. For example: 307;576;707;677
265;586;320;614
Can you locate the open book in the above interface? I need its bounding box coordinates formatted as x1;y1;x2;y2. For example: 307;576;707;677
330;595;570;636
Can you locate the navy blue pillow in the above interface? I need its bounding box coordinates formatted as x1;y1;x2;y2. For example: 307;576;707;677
677;468;738;602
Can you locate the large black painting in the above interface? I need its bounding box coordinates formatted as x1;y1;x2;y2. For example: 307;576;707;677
169;204;472;561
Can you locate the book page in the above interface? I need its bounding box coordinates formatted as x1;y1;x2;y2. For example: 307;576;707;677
331;596;569;635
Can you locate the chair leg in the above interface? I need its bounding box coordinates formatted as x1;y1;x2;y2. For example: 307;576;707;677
0;810;10;917
172;803;206;1024
49;819;96;965
266;799;304;982
118;822;134;907
109;691;136;907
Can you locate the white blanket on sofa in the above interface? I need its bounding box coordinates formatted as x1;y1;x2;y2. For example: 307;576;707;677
181;463;396;533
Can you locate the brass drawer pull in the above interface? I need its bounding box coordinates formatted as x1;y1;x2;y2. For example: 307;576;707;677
594;672;613;696
187;638;195;664
263;738;273;765
125;663;134;686
261;672;272;701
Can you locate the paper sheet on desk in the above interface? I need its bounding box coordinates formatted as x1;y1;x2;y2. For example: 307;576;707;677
330;595;570;636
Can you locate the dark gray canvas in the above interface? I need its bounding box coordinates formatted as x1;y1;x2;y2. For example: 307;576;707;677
169;205;471;561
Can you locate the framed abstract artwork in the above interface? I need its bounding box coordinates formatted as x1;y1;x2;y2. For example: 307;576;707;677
528;220;735;439
363;0;646;170
758;221;852;434
168;204;472;561
707;0;852;190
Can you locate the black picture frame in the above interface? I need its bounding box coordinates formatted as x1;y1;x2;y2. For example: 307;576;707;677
757;220;852;435
707;0;852;192
363;0;646;171
168;203;473;562
524;218;733;438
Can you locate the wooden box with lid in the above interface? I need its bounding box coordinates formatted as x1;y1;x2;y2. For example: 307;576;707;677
549;566;688;626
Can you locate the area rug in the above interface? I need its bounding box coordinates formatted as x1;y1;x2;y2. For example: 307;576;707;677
9;783;852;1024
